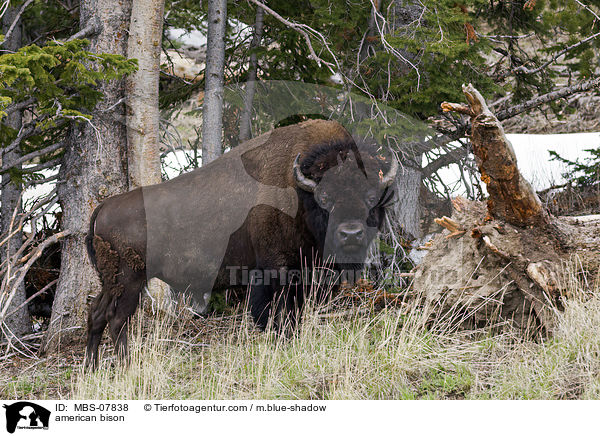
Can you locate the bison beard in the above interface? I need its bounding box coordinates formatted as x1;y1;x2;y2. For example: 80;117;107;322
84;120;397;368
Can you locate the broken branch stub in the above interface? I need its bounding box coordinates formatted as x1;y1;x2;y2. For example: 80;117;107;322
442;83;549;228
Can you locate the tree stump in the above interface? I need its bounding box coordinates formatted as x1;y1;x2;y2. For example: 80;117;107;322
412;84;598;334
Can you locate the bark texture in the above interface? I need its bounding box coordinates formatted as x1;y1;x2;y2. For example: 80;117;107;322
126;0;170;303
1;6;30;339
392;162;422;239
441;84;549;227
238;5;264;143
42;0;131;353
201;0;227;164
126;0;164;188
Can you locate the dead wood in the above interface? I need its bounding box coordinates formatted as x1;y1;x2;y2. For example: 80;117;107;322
411;84;598;335
443;83;549;228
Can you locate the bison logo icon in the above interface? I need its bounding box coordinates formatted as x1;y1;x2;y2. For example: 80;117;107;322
3;402;50;433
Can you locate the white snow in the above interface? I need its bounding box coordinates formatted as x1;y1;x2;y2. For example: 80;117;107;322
167;28;207;48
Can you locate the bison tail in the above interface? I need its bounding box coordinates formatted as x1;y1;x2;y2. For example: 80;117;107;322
86;202;104;272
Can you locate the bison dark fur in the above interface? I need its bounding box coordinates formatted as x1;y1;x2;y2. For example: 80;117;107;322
84;119;397;368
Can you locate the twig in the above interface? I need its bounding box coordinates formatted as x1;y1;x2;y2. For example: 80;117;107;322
66;19;100;42
5;279;58;319
368;0;421;90
246;0;335;70
0;142;64;174
0;0;33;46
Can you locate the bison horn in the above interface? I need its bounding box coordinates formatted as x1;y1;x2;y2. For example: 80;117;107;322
380;153;399;187
293;154;318;192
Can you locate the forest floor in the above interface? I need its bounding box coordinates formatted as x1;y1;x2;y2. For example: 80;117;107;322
1;260;599;400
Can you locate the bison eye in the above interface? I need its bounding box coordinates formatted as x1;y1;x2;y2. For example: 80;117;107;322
366;192;379;208
316;191;332;209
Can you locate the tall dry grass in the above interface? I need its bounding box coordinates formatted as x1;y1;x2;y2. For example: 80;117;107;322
71;258;600;400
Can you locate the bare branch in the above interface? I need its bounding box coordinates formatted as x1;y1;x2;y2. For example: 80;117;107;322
575;0;600;21
246;0;336;70
510;31;600;77
425;77;600;178
66;19;100;42
0;141;64;174
495;77;600;120
368;0;421;90
3;97;36;116
0;0;33;46
5;279;57;319
0;230;71;322
0;0;9;20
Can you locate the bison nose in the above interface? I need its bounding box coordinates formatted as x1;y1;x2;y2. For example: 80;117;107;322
337;222;365;245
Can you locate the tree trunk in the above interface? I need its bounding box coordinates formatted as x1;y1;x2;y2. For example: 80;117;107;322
126;0;170;304
42;0;131;353
127;0;164;188
201;0;227;164
238;5;264;143
388;3;429;238
1;6;30;339
392;162;422;239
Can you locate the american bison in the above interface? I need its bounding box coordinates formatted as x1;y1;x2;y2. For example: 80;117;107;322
84;119;397;368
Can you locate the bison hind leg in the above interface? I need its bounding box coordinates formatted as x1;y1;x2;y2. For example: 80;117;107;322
106;266;146;363
85;291;111;370
86;236;146;368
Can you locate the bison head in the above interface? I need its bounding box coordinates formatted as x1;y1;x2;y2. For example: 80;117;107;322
293;141;397;268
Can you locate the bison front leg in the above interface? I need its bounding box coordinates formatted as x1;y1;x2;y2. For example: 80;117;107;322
272;282;305;337
249;282;274;331
249;279;304;335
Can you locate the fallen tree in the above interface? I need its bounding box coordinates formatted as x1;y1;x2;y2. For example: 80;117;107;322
412;84;600;334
